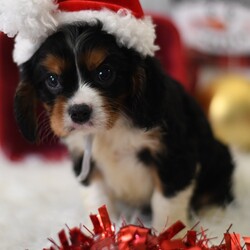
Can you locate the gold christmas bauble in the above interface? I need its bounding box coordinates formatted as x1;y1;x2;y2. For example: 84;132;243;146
207;74;250;150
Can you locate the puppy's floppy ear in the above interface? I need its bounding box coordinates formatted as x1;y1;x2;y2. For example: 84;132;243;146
130;57;166;129
14;81;38;143
130;65;152;127
132;66;146;96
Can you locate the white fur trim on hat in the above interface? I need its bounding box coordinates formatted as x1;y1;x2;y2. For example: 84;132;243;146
0;0;158;65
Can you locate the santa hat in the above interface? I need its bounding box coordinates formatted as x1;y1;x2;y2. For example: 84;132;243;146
0;0;159;65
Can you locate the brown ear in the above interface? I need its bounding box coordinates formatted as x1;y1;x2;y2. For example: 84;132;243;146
14;82;38;143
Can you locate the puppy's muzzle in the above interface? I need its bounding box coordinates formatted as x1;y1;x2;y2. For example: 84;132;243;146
68;104;92;124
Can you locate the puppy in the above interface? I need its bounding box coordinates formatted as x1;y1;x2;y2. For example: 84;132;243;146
14;22;235;230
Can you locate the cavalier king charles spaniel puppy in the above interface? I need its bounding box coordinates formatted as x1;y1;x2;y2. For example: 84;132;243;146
14;22;235;230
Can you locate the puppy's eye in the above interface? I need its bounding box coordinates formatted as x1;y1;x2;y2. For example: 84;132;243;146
95;64;115;86
45;74;62;93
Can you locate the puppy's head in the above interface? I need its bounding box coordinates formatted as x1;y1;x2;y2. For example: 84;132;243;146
14;22;146;142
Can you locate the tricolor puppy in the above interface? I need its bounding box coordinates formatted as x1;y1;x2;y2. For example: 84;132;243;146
1;0;234;229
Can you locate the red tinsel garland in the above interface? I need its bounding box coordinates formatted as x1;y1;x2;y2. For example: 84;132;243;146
44;205;249;250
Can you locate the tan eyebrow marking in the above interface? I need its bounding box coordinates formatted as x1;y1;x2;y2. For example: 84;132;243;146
83;48;107;71
42;54;66;75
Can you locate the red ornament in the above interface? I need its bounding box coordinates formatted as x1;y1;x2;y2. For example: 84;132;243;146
243;237;250;250
44;205;249;250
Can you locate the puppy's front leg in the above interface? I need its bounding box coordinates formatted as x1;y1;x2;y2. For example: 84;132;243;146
151;185;193;232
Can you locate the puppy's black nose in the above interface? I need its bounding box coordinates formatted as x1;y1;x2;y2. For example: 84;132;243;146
68;104;92;124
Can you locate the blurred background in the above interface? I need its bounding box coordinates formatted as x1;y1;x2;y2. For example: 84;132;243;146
141;0;250;151
1;0;250;249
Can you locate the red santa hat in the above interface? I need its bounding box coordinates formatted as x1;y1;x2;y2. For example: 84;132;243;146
0;0;158;65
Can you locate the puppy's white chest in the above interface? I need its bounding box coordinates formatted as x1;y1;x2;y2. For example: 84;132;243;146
92;121;160;206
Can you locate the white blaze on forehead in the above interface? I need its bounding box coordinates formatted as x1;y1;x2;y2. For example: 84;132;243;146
69;83;102;106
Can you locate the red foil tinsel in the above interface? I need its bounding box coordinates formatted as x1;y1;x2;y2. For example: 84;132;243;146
44;205;249;250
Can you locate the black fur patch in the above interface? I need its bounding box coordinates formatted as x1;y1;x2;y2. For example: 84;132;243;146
137;148;155;166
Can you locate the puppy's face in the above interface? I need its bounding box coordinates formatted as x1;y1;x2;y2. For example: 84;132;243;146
15;23;145;142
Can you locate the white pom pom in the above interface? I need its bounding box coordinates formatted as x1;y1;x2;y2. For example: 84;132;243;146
0;0;58;39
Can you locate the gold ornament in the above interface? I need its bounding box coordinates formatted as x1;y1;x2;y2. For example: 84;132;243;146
207;74;250;150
